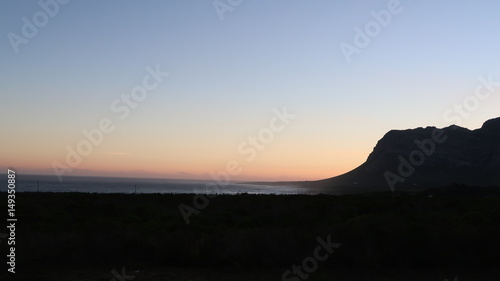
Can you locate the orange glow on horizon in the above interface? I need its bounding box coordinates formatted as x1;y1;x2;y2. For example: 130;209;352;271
3;148;366;182
2;118;375;182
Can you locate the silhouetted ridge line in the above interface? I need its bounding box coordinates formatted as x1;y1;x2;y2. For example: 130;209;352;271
306;117;500;194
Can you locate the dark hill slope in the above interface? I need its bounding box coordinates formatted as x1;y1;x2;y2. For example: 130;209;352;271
305;117;500;194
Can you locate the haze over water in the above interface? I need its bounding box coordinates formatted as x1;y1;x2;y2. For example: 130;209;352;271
14;174;304;194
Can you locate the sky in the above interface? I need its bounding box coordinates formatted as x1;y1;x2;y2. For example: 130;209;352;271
1;0;500;182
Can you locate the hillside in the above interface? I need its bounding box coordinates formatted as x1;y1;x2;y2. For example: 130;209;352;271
299;117;500;194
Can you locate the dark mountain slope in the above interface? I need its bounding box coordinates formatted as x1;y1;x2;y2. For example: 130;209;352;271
306;117;500;194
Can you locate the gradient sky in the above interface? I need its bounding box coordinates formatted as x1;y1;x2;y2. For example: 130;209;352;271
1;0;500;181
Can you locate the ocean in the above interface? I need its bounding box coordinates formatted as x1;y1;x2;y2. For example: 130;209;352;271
6;174;305;194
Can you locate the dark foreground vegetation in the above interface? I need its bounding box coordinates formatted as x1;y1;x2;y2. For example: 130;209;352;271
1;187;500;280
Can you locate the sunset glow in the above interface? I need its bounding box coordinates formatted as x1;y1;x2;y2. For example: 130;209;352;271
2;0;500;182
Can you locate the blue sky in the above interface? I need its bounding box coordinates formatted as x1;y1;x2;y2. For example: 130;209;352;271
1;0;500;180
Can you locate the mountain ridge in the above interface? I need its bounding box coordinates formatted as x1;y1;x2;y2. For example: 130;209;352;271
266;117;500;194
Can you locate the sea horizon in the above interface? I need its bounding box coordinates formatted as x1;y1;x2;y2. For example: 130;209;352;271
5;173;306;195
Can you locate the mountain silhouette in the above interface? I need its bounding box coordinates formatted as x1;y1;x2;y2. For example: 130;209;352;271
304;117;500;194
